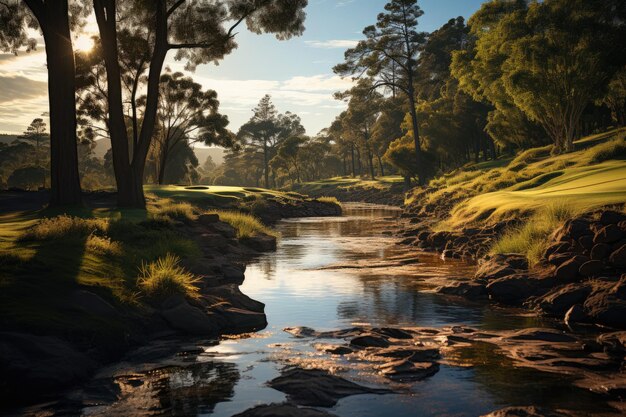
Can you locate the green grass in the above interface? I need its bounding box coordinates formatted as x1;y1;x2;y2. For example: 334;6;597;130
208;210;276;239
137;254;200;299
490;203;582;266
316;196;342;207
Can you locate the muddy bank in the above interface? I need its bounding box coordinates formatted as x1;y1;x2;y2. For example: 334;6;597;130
397;209;626;331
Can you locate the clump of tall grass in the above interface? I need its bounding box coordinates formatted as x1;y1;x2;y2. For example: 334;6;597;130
583;135;626;164
207;210;276;239
151;200;196;221
86;235;122;256
317;196;342;207
137;253;200;299
491;202;581;266
18;215;109;241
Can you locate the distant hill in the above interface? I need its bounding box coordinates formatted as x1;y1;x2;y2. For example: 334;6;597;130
0;134;19;145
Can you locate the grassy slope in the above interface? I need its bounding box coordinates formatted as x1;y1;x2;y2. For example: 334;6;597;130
411;128;626;229
0;198;269;337
408;128;626;264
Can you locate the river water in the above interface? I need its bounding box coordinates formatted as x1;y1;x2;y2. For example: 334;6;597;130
18;204;614;417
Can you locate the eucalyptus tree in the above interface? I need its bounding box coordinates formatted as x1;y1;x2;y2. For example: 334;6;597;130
237;95;305;188
334;0;427;182
152;70;232;184
1;0;87;205
92;0;307;207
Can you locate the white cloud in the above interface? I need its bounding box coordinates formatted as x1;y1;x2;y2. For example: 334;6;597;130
304;39;359;49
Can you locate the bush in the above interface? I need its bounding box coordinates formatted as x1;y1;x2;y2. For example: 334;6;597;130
137;254;200;299
19;215;109;241
86;235;122;256
151;201;196;221
317;196;341;207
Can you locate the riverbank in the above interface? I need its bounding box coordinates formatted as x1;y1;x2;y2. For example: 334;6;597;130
395;129;626;331
0;190;341;409
289;176;407;206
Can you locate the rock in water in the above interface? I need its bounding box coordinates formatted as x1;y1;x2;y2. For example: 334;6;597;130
232;403;339;417
268;368;390;407
481;406;575;417
378;359;439;381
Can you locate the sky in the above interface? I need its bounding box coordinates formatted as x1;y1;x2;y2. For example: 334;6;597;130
0;0;486;137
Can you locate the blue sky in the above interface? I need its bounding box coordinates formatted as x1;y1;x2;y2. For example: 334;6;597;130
0;0;486;136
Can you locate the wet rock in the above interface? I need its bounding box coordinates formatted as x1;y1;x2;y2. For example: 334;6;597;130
554;256;588;282
481;406;575;417
436;281;487;299
486;274;535;305
597;331;626;356
0;332;98;403
268;368;390;407
609;244;626;268
160;301;219;335
350;334;390;348
584;286;626;329
378;359;439;381
594;224;623;244
372;327;414;340
578;260;604;277
67;290;120;317
284;326;318;338
475;259;517;281
213;305;267;333
241;234;277;252
233;404;339;417
373;346;440;362
221;265;245;284
314;344;354;355
532;283;592;316
505;328;577;343
564;304;588;326
591;243;611;261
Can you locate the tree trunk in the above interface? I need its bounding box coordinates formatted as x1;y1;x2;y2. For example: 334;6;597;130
350;144;356;177
263;140;269;188
377;154;385;177
37;0;82;206
366;148;375;180
407;93;425;185
157;142;169;185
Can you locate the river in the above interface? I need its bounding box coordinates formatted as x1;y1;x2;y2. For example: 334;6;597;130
17;203;615;416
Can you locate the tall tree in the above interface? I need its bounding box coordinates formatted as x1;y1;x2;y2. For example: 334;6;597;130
92;0;307;207
334;0;428;182
152;70;232;184
237;95;305;188
18;118;49;188
1;1;85;205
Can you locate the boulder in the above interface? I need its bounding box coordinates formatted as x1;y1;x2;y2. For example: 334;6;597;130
553;219;590;241
213;305;267;333
210;222;237;239
233;404;338;417
584;289;626;329
221;265;245;284
160;301;219;335
564;304;588;326
609;244;626;268
436;281;487;299
372;327;414;340
594;224;623;244
600;210;626;225
0;332;97;404
475;259;517;281
268;368;389;407
547;252;576;267
350;334;390;348
578;235;594;251
378;359;439;381
241;234;277;252
554;256;588;282
544;242;573;259
578;260;604;277
533;283;592;316
373;346;440;362
486;274;535;305
505;328;577;343
591;243;611;261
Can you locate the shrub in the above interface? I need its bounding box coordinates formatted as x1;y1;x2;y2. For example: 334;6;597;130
18;215;109;241
151;201;196;221
137;254;200;299
86;235;122;256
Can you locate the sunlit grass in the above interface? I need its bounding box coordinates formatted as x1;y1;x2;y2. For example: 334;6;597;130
18;215;109;241
317;196;342;207
207;210;276;239
491;202;582;266
137;253;200;299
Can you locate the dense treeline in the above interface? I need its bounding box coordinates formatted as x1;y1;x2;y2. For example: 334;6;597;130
209;0;626;188
1;0;625;197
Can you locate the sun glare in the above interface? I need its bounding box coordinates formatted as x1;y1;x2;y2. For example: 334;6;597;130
74;35;94;52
